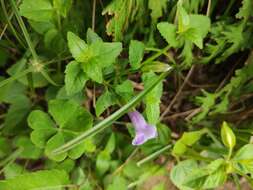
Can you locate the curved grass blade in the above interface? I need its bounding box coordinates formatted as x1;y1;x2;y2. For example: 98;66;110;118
52;68;173;155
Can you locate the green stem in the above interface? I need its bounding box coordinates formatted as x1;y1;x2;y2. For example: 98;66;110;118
52;70;173;155
137;144;172;167
205;128;223;148
232;173;241;190
10;0;38;61
0;68;32;88
142;45;170;65
0;148;23;167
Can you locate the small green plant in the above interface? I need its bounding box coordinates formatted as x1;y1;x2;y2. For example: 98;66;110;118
0;0;253;189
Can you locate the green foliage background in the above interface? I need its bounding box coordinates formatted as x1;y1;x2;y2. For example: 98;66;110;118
0;0;253;189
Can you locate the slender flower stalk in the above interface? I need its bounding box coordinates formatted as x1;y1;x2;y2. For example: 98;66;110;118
128;111;157;145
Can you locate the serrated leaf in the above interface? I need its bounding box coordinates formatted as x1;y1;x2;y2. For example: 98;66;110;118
93;42;122;67
86;28;103;45
236;0;253;20
115;80;134;102
19;0;54;22
95;91;117;116
129;40;145;69
0;169;69;190
81;58;103;83
157;22;178;47
148;0;167;21
67;32;88;62
142;72;163;124
64;61;88;95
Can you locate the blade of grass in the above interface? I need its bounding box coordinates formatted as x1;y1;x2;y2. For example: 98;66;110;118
52;68;173;155
137;144;172;167
0;0;26;48
10;0;38;61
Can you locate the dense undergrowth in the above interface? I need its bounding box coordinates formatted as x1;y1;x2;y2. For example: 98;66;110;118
0;0;253;189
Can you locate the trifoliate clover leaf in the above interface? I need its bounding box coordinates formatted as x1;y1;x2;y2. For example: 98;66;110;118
28;99;95;161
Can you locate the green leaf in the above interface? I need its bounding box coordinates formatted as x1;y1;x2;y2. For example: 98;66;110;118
107;176;127;190
48;99;79;127
142;72;163;124
186;14;211;49
221;121;236;149
14;136;42;159
64;61;88;95
81;58;103;83
0;137;11;158
3;163;25;179
170;159;198;190
129;40;145;69
93;42;122;67
86;28;103;45
233;144;253;175
183;159;226;189
236;0;253;21
177;5;190;33
53;0;72;17
67;32;88;62
157;22;178;47
105;134;116;154
115;80;134;102
172;129;205;156
28;110;56;148
45;159;75;173
95;91;117;117
45;132;68;161
28;99;94;161
96;150;111;176
171;159;226;190
202;168;226;189
0;169;69;190
19;0;54;22
4;95;31;135
148;0;167;21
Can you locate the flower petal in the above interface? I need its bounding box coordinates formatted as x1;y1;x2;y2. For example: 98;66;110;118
128;111;147;131
132;133;146;145
143;124;157;139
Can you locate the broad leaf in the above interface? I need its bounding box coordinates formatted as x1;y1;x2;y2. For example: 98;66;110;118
129;40;145;69
115;80;134;102
142;72;163;124
0;169;69;190
65;61;88;95
67;32;88;62
95;91;117;117
157;22;178;47
19;0;54;22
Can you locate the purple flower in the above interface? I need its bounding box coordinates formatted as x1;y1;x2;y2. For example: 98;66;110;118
128;111;157;145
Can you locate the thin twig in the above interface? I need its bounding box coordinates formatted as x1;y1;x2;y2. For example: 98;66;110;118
206;0;211;17
92;0;96;31
160;65;196;120
163;108;201;121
